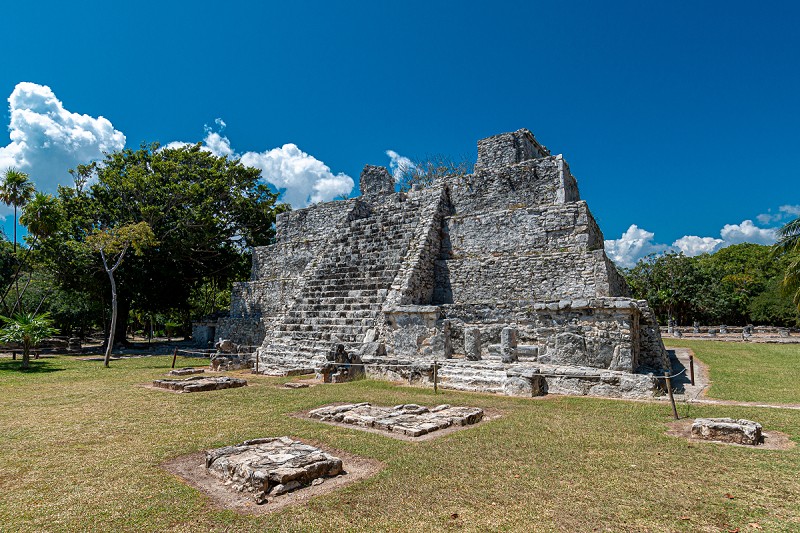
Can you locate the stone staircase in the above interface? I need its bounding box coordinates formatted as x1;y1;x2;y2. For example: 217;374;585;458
257;197;426;374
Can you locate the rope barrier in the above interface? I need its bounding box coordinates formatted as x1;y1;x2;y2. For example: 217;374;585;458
655;368;687;380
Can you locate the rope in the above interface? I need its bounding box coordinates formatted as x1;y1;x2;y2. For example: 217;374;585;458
656;368;687;380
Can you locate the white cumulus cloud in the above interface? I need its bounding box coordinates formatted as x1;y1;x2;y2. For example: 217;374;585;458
671;235;724;256
604;224;668;268
756;204;800;224
240;143;353;207
605;218;780;268
385;149;417;182
0;82;125;193
166;121;354;208
719;219;777;245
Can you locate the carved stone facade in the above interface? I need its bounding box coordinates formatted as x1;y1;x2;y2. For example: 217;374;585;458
219;129;670;398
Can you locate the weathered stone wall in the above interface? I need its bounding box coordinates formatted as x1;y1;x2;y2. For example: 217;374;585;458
275;198;354;244
443;201;603;256
433;250;624;304
384;185;450;307
216;317;266;348
380;298;668;373
251;242;318;280
475;128;550;169
447;155;579;214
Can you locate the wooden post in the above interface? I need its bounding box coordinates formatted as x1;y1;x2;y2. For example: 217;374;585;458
11;351;16;360
433;360;438;394
255;353;259;374
171;347;178;369
664;372;678;420
689;355;695;386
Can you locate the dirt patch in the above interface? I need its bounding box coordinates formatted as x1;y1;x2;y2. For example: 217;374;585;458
161;443;383;515
665;419;795;450
291;404;503;442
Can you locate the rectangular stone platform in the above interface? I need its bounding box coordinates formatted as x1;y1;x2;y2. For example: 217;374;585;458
205;437;343;502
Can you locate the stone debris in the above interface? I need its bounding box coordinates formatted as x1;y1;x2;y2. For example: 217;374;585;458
308;403;484;437
168;367;206;376
205;436;344;504
283;382;310;389
691;418;763;446
152;375;247;393
217;129;670;398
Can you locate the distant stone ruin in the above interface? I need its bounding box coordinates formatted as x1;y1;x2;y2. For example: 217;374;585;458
152;375;247;393
218;129;670;398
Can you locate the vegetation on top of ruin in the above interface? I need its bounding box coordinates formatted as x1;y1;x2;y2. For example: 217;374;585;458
395;154;474;193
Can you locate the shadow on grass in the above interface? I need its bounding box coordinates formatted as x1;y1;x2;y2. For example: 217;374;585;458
0;359;64;374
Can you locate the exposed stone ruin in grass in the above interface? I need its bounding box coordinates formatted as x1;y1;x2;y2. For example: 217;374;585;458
308;403;484;437
152;375;247;393
205;437;344;504
691;418;763;446
168;367;206;376
218;129;670;398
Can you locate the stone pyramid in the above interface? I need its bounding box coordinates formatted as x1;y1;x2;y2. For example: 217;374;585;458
218;129;669;397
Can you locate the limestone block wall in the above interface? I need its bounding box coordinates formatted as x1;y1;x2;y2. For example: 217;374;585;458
383;185;449;307
447;156;579;214
443;201;604;256
433;249;624;304
251;242;318;280
475;128;550;169
379;298;669;374
275;198;354;243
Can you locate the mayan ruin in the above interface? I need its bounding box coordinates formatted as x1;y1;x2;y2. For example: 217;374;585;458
218;129;671;398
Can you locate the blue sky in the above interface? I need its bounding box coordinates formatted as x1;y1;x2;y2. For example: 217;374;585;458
0;1;798;266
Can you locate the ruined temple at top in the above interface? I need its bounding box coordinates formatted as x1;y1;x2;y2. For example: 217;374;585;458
218;129;670;397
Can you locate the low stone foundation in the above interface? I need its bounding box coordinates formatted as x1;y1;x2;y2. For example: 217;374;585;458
308;403;483;437
152;376;247;393
691;418;763;445
168;368;206;376
205;436;344;503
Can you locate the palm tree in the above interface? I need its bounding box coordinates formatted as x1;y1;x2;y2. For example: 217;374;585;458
0;312;57;370
0;168;36;253
775;217;800;309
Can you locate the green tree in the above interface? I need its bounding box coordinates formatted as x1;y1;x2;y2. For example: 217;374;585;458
37;142;288;344
86;222;157;367
0;312;57;370
775;216;800;310
0;168;36;253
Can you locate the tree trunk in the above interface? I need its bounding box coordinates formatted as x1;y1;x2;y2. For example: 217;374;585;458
104;270;117;368
21;341;30;370
114;299;130;348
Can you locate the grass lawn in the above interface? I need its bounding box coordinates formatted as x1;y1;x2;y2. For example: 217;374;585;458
666;340;800;404
0;354;799;532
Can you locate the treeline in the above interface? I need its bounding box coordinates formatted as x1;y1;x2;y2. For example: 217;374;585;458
1;143;289;342
623;243;800;327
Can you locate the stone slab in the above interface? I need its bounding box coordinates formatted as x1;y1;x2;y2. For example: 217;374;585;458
308;403;483;437
205;436;343;503
168;368;206;376
691;417;763;445
152;376;247;393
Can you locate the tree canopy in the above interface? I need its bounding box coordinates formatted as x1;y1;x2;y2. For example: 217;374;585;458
624;243;800;327
34;142;289;340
